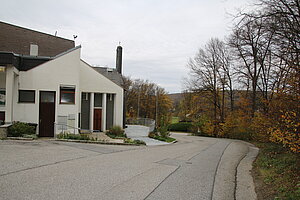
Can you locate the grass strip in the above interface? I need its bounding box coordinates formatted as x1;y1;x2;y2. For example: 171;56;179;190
252;142;300;200
150;135;176;143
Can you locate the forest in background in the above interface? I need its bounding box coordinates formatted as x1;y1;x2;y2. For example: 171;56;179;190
124;0;299;153
178;0;299;153
121;1;299;198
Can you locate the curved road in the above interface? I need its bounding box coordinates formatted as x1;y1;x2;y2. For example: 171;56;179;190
0;134;258;200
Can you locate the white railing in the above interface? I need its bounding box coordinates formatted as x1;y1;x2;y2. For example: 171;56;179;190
54;123;78;137
54;123;100;138
126;118;156;132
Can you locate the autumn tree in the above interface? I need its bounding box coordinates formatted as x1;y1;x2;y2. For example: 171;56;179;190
187;38;234;123
257;0;300;152
181;0;299;152
229;14;276;115
123;77;172;125
228;0;300;151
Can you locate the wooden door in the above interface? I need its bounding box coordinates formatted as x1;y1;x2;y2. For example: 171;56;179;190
93;109;102;131
0;111;4;124
39;91;55;137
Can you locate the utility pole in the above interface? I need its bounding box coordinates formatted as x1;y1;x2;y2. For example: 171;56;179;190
155;87;159;129
137;88;140;119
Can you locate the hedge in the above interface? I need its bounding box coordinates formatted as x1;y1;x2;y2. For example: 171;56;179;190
168;122;193;132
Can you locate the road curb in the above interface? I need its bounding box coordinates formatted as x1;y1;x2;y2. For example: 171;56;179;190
6;137;34;141
170;140;178;144
53;139;144;146
236;143;259;200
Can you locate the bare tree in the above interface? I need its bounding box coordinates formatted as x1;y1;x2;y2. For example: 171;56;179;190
217;40;235;112
188;38;221;123
260;0;300;96
187;38;235;123
229;15;275;115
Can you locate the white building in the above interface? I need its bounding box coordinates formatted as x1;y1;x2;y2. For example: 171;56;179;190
0;46;124;137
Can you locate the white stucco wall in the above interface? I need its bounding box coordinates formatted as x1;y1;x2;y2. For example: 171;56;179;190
0;72;5;88
13;47;81;130
8;46;123;134
79;61;124;128
0;71;6;112
4;65;18;123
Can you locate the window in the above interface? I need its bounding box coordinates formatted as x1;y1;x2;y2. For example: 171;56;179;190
19;90;35;103
107;94;114;101
60;86;75;104
82;93;89;101
40;91;55;103
94;93;102;107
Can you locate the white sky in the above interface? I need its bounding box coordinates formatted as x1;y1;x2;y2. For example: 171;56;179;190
0;0;251;93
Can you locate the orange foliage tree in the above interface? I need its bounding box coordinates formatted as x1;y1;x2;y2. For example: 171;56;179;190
123;77;172;125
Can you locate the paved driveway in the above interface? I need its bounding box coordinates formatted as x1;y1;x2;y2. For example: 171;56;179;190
0;135;258;200
125;125;169;145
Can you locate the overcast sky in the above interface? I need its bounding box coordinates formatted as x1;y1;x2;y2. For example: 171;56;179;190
1;0;251;93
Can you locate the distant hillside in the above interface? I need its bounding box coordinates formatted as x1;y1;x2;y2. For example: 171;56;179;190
168;90;265;106
168;93;183;104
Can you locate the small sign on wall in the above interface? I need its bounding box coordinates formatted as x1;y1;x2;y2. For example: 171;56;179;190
68;114;75;128
57;115;67;130
68;114;75;120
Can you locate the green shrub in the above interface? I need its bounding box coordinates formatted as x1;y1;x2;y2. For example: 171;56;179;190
150;135;176;143
124;138;146;145
22;134;38;139
158;126;169;138
171;117;180;124
168;122;193;132
8;122;36;137
90;137;98;141
148;131;159;138
106;126;126;138
133;139;146;145
57;133;90;140
149;128;176;143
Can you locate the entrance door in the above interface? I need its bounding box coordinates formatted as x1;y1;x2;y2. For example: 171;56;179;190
93;109;102;131
0;111;4;125
39;91;55;137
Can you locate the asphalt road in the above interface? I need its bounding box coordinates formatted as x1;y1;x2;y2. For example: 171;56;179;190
0;134;258;200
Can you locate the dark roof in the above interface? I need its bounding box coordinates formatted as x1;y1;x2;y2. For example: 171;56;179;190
0;46;81;71
0;21;75;57
0;52;51;71
93;67;123;87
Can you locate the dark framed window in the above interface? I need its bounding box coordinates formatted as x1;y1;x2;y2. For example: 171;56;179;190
94;93;102;107
40;91;55;103
19;90;35;103
60;86;75;104
82;92;89;101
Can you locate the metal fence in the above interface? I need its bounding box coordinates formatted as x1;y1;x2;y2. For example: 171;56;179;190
54;122;100;138
126;118;156;132
54;123;77;137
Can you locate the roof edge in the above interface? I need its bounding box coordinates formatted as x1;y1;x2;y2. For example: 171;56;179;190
80;59;124;89
53;45;81;59
22;45;81;71
0;21;75;42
